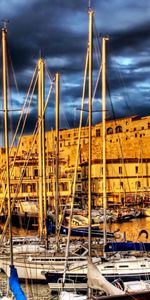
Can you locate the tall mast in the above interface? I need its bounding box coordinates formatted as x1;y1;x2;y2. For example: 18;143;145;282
42;65;47;238
88;8;94;259
55;73;60;251
2;23;13;265
38;58;45;238
102;37;108;251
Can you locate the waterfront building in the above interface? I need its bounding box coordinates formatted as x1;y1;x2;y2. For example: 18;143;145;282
0;114;149;209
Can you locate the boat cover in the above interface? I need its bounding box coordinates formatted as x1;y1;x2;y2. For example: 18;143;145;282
105;242;150;252
9;265;27;300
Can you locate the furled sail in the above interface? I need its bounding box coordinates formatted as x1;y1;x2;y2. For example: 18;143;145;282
87;257;125;295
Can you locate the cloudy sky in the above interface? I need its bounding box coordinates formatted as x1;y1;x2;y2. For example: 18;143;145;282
0;0;150;140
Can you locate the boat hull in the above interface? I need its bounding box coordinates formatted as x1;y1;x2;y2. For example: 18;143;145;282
46;220;114;238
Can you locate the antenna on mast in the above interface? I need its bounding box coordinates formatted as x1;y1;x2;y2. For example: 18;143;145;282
39;49;42;58
1;19;9;30
88;0;91;8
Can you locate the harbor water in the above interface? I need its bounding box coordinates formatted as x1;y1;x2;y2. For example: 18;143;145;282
1;217;150;299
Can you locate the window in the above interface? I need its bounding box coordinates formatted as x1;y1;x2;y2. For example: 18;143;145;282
96;129;100;137
22;184;27;193
120;182;124;188
119;166;122;174
34;169;38;177
68;134;70;138
148;123;150;129
60;135;62;139
141;126;144;130
60;182;68;191
135;181;141;189
32;183;36;192
107;127;113;134
135;166;138;174
115;126;122;133
77;184;82;191
21;169;27;177
134;128;136;131
135;133;137;137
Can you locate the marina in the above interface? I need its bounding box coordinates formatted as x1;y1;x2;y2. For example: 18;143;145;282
0;1;150;300
1;217;150;299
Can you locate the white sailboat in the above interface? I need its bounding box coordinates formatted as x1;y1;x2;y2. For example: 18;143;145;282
0;21;27;300
0;55;90;282
45;6;150;298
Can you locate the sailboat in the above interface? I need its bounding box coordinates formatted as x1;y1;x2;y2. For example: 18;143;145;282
45;7;150;298
0;58;91;282
0;21;27;300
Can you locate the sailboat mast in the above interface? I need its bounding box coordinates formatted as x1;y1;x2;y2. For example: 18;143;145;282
88;8;94;258
102;37;108;250
38;58;45;238
2;24;13;265
55;73;60;250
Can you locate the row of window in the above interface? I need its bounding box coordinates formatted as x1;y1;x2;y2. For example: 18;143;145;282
20;122;150;148
120;181;141;189
96;123;150;137
100;166;140;175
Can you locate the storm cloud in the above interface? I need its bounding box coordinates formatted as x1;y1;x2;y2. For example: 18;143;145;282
0;0;149;141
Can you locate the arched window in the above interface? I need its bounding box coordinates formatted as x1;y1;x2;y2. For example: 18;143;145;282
115;125;122;133
107;127;113;134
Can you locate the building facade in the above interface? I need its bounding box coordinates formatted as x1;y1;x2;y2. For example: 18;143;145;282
0;114;149;210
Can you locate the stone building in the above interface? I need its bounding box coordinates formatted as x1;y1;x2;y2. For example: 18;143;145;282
0;114;149;210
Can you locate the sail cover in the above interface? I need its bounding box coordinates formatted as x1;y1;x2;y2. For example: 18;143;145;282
105;242;150;252
9;266;27;300
87;257;125;296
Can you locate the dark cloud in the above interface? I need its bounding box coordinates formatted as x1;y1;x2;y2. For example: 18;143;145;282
0;0;149;139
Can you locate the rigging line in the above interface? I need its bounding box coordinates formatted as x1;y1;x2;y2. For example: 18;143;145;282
43;76;55;116
8;48;21;101
85;62;102;128
1;72;55;240
106;51;131;193
10;64;38;153
60;77;72;130
45;63;54;83
0;118;40;243
93;19;102;67
114;64;134;115
1;67;38;207
107;38;133;115
93;65;102;102
62;46;89;286
4;69;38;180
